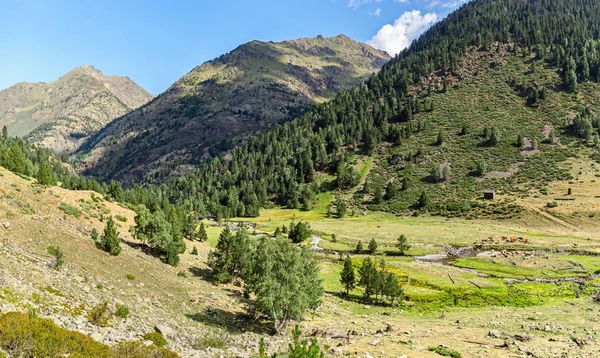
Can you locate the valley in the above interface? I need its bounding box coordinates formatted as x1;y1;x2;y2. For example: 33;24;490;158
2;0;600;357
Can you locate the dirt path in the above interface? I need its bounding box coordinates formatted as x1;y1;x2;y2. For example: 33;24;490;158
530;207;580;231
311;234;324;253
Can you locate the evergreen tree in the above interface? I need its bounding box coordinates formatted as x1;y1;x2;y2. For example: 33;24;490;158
340;255;356;296
488;127;501;146
396;234;411;256
288;221;311;243
5;141;26;174
182;213;198;241
197;222;208;242
474;158;487;176
516;134;524;148
373;185;383;204
1;125;7;141
336;199;347;218
358;257;377;302
436;130;445;145
37;160;55;186
355;241;364;254
417;191;429;209
91;228;99;241
96;216;122;256
385;181;398;200
191;246;199;255
208;227;252;282
368;238;378;254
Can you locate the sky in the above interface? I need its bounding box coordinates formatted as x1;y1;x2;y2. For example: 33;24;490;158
0;0;469;94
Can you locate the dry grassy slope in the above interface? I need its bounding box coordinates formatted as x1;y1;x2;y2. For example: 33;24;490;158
0;65;153;154
0;167;292;357
77;35;390;183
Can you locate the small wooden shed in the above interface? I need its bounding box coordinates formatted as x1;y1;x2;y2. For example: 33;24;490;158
484;190;496;200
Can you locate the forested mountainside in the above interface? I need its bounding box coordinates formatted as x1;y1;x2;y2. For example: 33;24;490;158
0;65;153;154
129;0;600;220
77;35;390;183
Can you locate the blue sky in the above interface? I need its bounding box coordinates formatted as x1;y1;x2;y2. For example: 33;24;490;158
0;0;468;94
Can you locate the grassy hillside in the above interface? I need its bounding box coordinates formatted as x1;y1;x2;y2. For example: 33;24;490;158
0;65;153;154
1;164;598;357
76;35;390;183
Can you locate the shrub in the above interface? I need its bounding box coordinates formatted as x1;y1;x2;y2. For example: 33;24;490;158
143;332;167;347
193;329;229;350
47;246;64;270
96;283;104;289
546;201;558;208
89;302;112;327
58;202;80;218
28;307;38;319
428;345;462;358
0;312;110;357
115;215;127;222
126;274;135;281
112;341;179;358
177;271;187;278
190;246;199;255
115;305;129;319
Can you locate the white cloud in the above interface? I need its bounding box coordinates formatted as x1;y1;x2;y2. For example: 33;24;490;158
367;10;438;55
348;0;381;9
369;8;381;16
428;0;468;9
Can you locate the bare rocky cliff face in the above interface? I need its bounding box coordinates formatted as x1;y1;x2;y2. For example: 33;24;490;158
0;65;153;154
76;35;390;183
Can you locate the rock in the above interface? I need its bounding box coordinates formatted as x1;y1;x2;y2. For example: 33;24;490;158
369;339;380;346
488;329;502;338
155;324;174;337
328;347;343;356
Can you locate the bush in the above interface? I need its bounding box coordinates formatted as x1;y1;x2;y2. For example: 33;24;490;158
89;302;112;327
115;305;129;319
546;201;558;208
428;345;462;358
143;332;167;347
126;274;135;281
112;341;179;358
58;202;81;218
193;329;229;350
0;312;110;357
115;215;127;222
96;283;104;289
47;246;64;270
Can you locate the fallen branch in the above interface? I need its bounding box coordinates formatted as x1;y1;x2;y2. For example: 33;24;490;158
448;274;455;284
468;280;482;290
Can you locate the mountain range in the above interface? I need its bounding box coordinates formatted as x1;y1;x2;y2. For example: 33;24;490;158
75;35;389;183
0;65;153;154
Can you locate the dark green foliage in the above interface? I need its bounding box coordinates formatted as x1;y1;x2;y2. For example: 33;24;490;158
340;255;356;295
37;160;55;186
4;141;26;174
182;213;199;241
516;134;524;148
396;234;411;255
355;240;364;254
288;221;311;243
131;205;185;266
191;246;199;255
258;326;325;358
417;191;430;209
96;217;121;256
207;227;253;283
373;185;383;204
358;258;404;305
335;199;347;218
197;222;208;242
368;238;378;254
474;158;487;176
89;302;112;327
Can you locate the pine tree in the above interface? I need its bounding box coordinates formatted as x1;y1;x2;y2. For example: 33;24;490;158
396;234;411;256
336;199;347;218
289;221;311;243
1;125;7;141
340;255;356;296
96;216;122;256
37;160;56;186
182;213;198;241
475;158;487;176
197;222;208;242
5;141;26;174
436;130;445;145
417;191;429;209
368;238;378;254
385;181;398;200
355;241;364;254
358;257;377;302
373;185;383;204
488;127;500;146
191;246;199;255
516;134;524;148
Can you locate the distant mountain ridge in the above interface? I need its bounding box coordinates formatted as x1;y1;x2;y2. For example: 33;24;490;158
76;34;390;183
0;66;153;154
